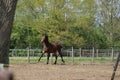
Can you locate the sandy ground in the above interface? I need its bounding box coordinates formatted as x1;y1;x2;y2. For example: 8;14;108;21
10;62;120;80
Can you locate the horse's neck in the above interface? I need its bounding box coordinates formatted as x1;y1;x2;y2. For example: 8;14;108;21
43;41;50;47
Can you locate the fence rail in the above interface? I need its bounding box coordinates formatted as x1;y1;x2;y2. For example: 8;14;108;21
9;48;120;64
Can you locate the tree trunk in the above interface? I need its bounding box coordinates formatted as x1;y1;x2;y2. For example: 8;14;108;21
0;0;18;64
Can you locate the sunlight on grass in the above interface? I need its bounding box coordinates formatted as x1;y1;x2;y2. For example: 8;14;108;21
10;57;114;64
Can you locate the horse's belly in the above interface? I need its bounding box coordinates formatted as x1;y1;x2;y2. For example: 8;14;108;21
43;47;57;53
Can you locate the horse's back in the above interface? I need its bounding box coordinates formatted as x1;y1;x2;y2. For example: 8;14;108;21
43;42;62;53
52;42;62;49
51;43;62;52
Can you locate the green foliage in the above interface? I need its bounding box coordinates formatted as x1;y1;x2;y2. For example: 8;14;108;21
10;0;119;49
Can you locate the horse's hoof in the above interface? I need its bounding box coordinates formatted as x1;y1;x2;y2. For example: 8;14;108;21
54;63;57;65
61;63;65;65
63;61;65;63
62;62;65;65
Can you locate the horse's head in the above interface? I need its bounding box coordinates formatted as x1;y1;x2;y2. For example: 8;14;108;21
41;34;49;43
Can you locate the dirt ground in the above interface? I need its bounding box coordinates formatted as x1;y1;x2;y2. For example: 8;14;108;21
10;62;120;80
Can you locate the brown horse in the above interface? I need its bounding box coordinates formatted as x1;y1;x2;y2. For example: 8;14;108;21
38;34;65;64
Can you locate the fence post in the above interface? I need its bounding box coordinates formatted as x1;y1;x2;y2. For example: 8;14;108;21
32;50;35;57
96;49;98;58
27;48;30;63
92;47;95;62
72;46;74;64
15;49;17;57
79;48;81;61
12;49;14;57
67;50;69;61
111;48;114;61
50;53;53;64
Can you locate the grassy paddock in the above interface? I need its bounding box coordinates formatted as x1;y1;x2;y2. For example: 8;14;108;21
9;57;115;64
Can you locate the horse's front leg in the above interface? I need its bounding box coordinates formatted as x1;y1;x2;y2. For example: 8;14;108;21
38;52;44;62
46;53;50;64
54;53;58;64
59;52;65;63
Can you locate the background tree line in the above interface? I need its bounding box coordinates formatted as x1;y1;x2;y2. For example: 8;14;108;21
10;0;120;49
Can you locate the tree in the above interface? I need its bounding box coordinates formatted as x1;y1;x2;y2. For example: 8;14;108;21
96;0;120;47
11;0;111;49
11;0;99;48
0;0;18;64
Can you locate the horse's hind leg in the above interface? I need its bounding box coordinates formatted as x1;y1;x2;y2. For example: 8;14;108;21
59;52;65;63
54;53;58;64
46;53;50;64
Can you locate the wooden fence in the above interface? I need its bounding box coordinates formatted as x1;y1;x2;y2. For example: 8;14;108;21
9;47;120;64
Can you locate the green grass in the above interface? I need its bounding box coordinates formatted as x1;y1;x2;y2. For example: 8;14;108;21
10;57;115;64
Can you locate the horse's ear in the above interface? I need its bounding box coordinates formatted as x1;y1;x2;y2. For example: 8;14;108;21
42;33;45;36
42;33;48;36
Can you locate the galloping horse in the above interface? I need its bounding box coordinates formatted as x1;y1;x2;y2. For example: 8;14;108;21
38;34;65;64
